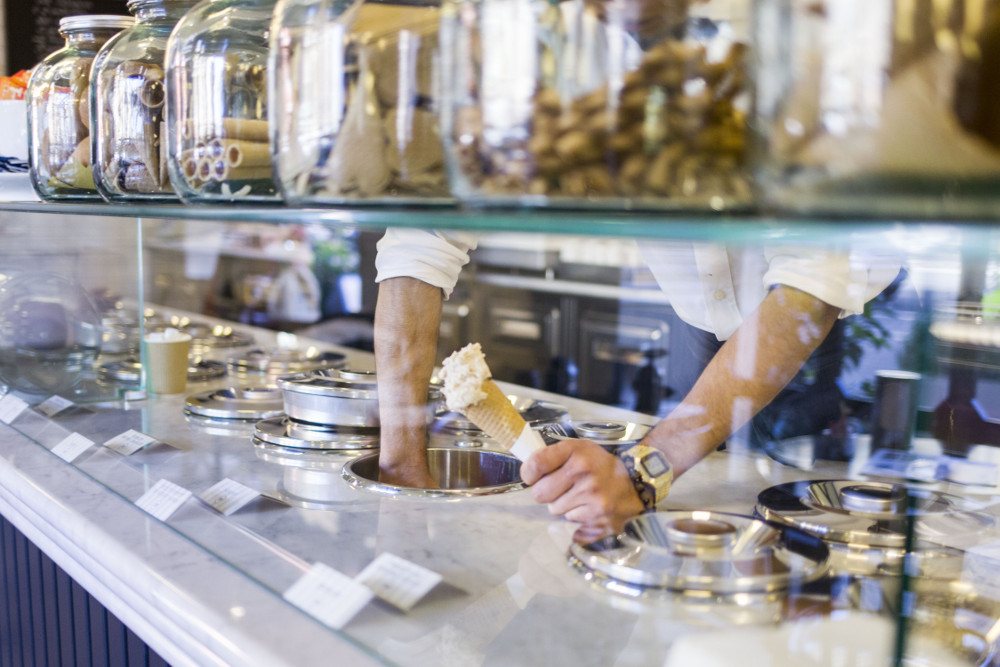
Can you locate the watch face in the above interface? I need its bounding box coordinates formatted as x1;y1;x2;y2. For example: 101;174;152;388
640;451;669;477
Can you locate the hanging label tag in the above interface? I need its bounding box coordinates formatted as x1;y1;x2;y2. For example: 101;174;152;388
284;563;374;630
199;478;260;516
355;552;443;612
51;433;95;463
0;395;28;424
134;480;192;521
104;430;157;456
36;395;74;417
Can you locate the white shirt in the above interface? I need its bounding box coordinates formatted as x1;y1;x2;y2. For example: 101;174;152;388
375;228;901;341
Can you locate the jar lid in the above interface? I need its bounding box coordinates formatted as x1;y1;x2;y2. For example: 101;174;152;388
126;0;198;10
59;15;134;33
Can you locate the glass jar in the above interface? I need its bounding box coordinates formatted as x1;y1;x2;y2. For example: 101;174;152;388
270;0;449;204
166;0;278;202
440;0;751;208
27;16;134;201
755;0;1000;217
91;0;199;202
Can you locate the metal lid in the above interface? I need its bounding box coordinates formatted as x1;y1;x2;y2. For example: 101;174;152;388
98;357;227;384
59;15;134;33
755;480;995;549
542;419;650;447
185;323;254;349
277;368;379;400
185;386;284;420
228;348;347;375
253;416;379;451
434;395;569;436
252;438;366;470
569;511;828;596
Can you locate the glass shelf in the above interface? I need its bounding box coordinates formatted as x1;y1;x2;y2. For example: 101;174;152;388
2;199;1000;247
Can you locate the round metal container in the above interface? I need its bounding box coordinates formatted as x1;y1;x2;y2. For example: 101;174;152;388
755;479;993;576
253;415;379;451
97;357;227;385
434;395;570;446
252;439;370;509
227;348;346;376
185;386;284;421
253;438;367;469
569;511;828;597
343;448;525;497
277;369;381;427
542;419;650;452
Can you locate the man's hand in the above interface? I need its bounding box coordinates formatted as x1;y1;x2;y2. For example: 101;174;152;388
520;439;644;539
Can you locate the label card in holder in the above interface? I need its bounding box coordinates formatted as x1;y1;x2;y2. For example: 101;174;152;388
104;430;157;456
51;433;95;463
134;480;192;521
199;478;259;516
284;563;374;630
356;552;443;612
0;395;28;424
36;395;74;417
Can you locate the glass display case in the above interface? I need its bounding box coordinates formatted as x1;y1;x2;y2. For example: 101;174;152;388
0;201;998;666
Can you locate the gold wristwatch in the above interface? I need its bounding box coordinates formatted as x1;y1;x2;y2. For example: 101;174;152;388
619;444;673;511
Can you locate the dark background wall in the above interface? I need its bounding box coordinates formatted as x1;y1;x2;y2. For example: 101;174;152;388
4;0;128;73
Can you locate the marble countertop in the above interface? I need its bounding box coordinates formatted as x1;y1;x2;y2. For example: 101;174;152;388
0;315;993;666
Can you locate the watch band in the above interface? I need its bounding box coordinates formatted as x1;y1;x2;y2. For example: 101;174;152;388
620;444;673;511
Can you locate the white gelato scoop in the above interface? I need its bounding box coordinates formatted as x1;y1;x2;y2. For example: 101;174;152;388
439;343;491;411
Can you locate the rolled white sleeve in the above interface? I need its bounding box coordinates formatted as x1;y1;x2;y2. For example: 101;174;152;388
762;245;902;317
375;228;479;299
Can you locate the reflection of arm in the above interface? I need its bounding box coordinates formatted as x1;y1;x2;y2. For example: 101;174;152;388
648;245;901;476
374;229;477;486
643;285;840;476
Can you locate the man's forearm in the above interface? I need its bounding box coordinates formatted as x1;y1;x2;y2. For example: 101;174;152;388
645;285;841;476
374;277;444;485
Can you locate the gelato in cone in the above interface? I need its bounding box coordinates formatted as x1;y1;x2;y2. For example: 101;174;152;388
439;343;529;451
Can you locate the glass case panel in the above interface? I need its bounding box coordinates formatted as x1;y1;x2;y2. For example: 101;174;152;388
1;211;998;666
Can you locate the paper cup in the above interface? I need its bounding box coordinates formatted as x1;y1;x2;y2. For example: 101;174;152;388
143;330;192;394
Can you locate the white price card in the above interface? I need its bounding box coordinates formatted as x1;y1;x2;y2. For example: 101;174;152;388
104;430;157;456
199;478;259;516
36;395;74;417
0;395;28;424
284;562;374;630
134;480;192;521
356;552;443;612
51;433;95;463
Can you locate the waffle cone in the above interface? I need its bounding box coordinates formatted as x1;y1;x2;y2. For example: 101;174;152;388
463;380;527;450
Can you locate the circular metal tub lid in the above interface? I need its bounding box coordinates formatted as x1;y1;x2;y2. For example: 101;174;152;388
253;416;379;451
276;368;379;400
185;386;284;420
98;357;227;385
157;320;253;349
542;420;650;448
228;348;346;375
569;511;828;596
252;438;368;470
434;395;569;435
755;479;995;549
